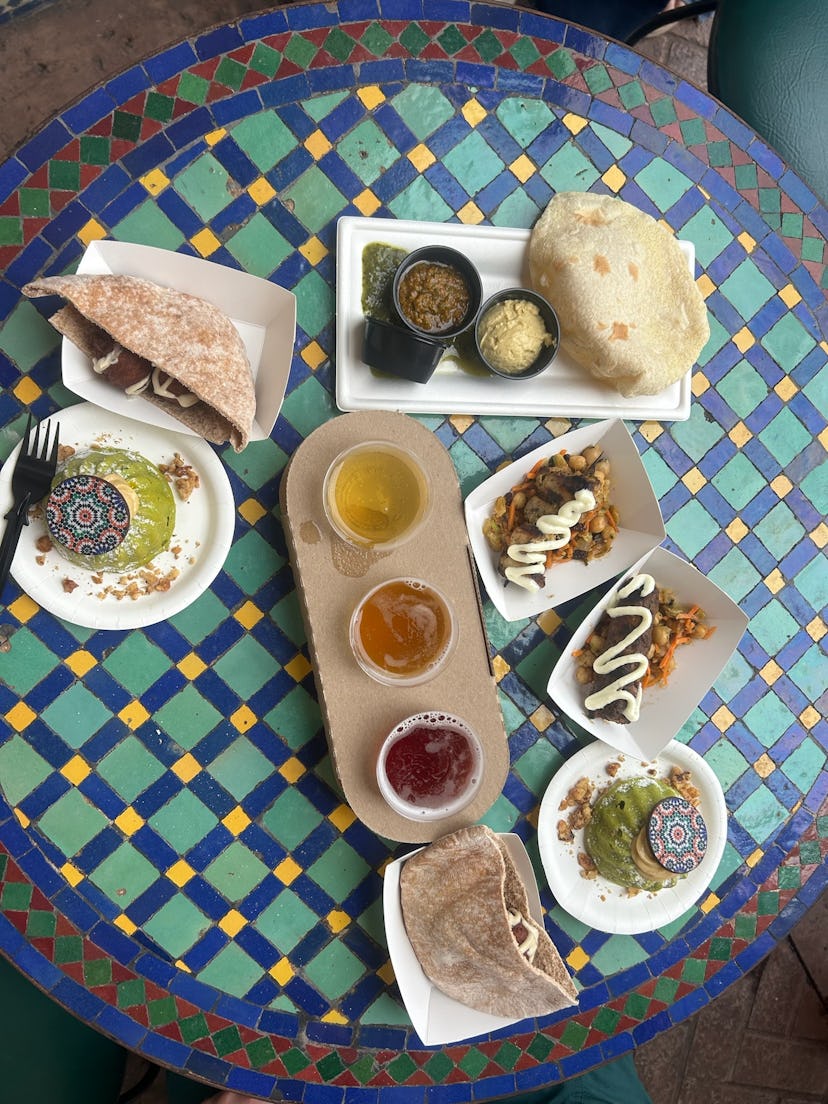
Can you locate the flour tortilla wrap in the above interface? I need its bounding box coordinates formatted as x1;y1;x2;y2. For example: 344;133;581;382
528;192;709;397
23;274;255;450
399;825;578;1019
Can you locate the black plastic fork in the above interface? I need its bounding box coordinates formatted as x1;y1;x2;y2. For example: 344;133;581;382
0;414;60;600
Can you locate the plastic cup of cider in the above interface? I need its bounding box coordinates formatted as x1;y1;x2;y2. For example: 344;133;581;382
322;440;431;551
350;577;457;687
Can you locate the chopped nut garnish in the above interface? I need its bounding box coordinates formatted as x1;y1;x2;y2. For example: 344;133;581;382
669;766;701;806
606;761;620;777
61;578;78;593
159;453;200;502
577;852;598;879
36;535;53;553
557;819;574;843
57;444;76;462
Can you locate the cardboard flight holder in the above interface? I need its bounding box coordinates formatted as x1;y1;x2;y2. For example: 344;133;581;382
280;410;509;844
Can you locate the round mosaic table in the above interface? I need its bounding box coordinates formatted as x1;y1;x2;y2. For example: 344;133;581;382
0;2;826;1100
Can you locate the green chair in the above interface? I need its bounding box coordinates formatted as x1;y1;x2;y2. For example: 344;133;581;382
627;0;828;202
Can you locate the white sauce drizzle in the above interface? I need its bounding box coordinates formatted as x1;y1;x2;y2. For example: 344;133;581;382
584;572;656;722
151;366;200;408
504;488;596;592
507;909;539;964
91;345;122;375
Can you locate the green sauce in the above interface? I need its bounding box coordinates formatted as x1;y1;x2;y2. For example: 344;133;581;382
585;777;679;892
53;448;175;572
361;241;407;322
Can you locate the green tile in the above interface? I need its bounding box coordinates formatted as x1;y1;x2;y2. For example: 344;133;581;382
762;404;812;472
283;33;318;69
295;267;336;340
89;842;158;907
540;141;601;193
800;236;824;263
443;130;504;194
679;117;706;146
591;122;633;160
49;160;81;190
436;23;466;55
546;46;576;79
0;301;60;370
279;376;337;440
799;839;821;865
112;111;142;141
470;28;503;63
388;174;453;222
734;910;757;939
391;84;454;141
263;686;321;752
733;163;758;190
681;956;706;984
37;789;109;856
0;628;59;694
560;1020;589;1049
19;188;50;217
361;22;393;56
197;942;261;998
650;97;677;127
84;957;112;987
246;1036;278;1069
221;435;287;492
222;529;285;594
0;217;22;246
208;737;273;801
719;259;776;320
175;151;235;221
753;502;805;560
203;840;270;902
337;119;399;185
230;111;298;171
513;736;563;793
795;555;828;614
305;940;365;1000
80;136;110;165
213;635;279;700
178;1012;209;1044
113;199;185;251
213;1024;244;1058
399;21;429;55
634;156;693;211
149;789;219;852
583;64;613;95
281;164;346;234
261;786;323;850
704;739;750;790
116;978;146;1008
618;80;646;109
623;992;651;1020
249;42;281;78
0;882;32;911
707;140;732;168
97;736;166;803
671;402;726;462
495;97;555;146
215;56;247;91
744;689;796;749
762;313;817;372
169;589;228;644
177;72;210;105
254;887;318;952
708;547;761;604
680;205;734;267
307;839;371;898
510;36;541;70
145;92;175;123
717;359;770;419
0;735;52;806
147;995;179;1027
711;452;766;510
155;685;222;751
54;935;83;964
225;212;293;277
781;737;825;794
42;684;112;748
102;635;170;696
269;591;307;649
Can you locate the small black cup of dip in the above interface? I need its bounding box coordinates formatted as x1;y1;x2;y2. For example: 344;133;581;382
474;288;560;380
392;246;482;342
362;317;445;384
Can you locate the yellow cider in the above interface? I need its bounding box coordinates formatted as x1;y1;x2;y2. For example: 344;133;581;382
327;445;428;547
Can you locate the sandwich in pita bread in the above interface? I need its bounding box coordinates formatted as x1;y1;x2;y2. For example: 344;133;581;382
23;274;256;451
528;192;709;397
399;825;578;1019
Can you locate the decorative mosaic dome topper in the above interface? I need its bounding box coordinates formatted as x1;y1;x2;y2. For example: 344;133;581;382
46;474;131;557
647;796;708;875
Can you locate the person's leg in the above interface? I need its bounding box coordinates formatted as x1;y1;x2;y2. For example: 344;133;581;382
503;1052;653;1104
0;954;127;1104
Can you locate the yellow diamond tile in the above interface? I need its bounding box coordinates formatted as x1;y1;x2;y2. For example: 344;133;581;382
771;474;793;497
408;143;436;171
813;521;828;549
457;201;484;224
13;378;41;403
765;567;785;594
205;128;227;146
760;659;783;684
64;649;96;677
77;218;107;246
6;702;36;731
177;652;207;680
601;165;626;192
301;340;328;370
462;97;487;126
778;283;801;308
140;169;170;196
728;422;752;447
171;753;201;783
696;273;716;299
304;129;332;159
753;753;776;778
284;653;312;682
247;176;277;205
698;185;710;199
509;153;535;183
114;914;137;935
115;807;145;835
377;961;396;986
563;112;588;134
800;704;820;728
238;498;267;526
327;909;350;933
275;857;301;885
774;378;799;404
329;805;356;832
8;595;38;622
712;705;735;731
566;946;590;970
531;704;555;732
234;601;264;630
492;654;510;681
269;957;294;984
726;518;749;542
322;1010;348;1025
174;960;192;973
279;757;305;784
353;188;381;216
737;231;756;253
61;862;83;887
119;701;150;729
682;467;707;493
190;228;221;257
691;372;711;396
299;235;328;265
733;326;755;353
449;414;474;433
61;755;91;785
14;808;29;828
166;859;196;887
638;421;664;443
357;85;385;110
222;806;251;835
806;615;826;641
230;704;256;732
536;608;561;635
219;909;247;937
700;892;720;913
745;847;764;868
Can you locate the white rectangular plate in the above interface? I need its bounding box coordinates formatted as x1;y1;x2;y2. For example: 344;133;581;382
64;240;297;441
335;216;693;421
464;418;666;622
383;834;558;1045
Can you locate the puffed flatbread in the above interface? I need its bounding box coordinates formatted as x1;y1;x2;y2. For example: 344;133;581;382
23;274;255;450
528;192;709;397
399;825;578;1020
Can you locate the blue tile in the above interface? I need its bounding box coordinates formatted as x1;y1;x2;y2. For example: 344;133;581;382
17;119;73;172
144;42;199;83
63;88;116;135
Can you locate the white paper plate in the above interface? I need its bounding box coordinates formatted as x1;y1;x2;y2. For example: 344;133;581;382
537;740;727;935
0;402;234;629
384;833;558;1044
61;240;296;441
547;545;750;759
335;215;694;421
464;418;666;622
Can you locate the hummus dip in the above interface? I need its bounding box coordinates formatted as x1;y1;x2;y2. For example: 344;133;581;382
478;297;554;374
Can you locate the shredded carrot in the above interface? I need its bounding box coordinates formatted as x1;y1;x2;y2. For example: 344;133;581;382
507;498;518;531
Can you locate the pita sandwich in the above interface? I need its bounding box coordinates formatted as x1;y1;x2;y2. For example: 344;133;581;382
23;274;256;450
528;192;709;397
399;825;578;1020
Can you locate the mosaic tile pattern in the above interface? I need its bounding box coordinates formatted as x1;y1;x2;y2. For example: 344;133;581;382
0;2;826;1099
